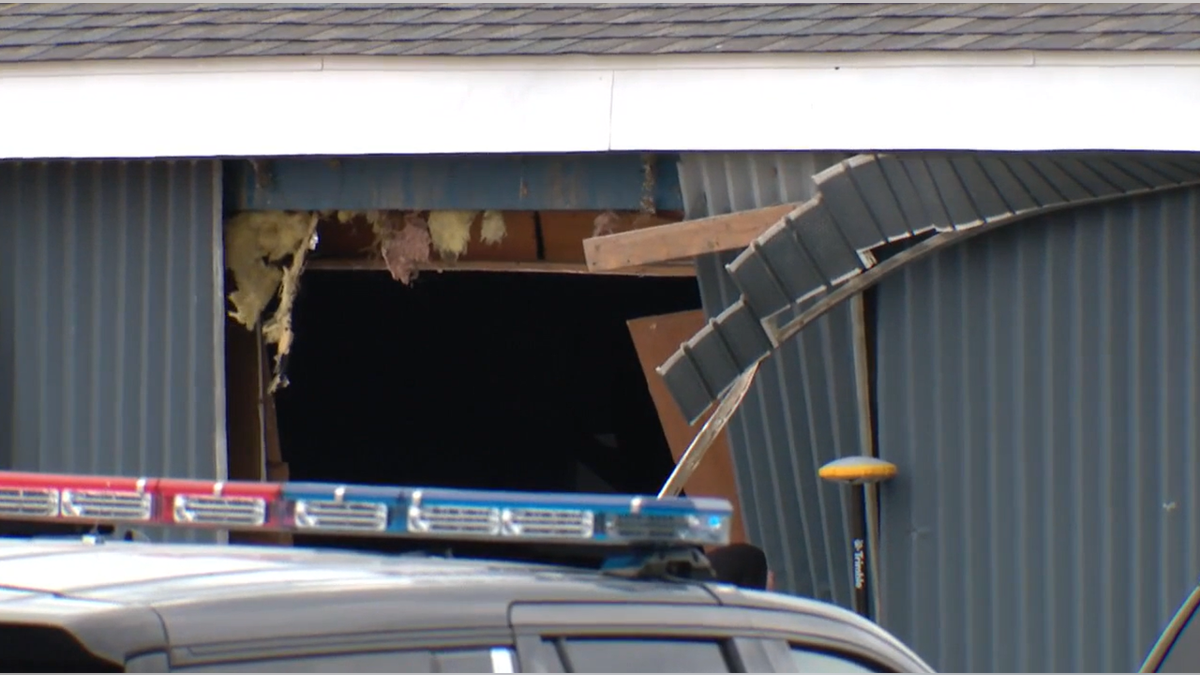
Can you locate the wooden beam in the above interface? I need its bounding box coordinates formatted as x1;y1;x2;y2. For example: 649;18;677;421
583;202;801;272
306;257;696;278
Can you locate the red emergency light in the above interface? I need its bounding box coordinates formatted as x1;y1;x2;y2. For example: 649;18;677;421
0;471;286;530
0;471;152;522
157;479;285;529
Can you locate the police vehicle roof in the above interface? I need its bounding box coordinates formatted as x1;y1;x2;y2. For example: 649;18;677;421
0;537;719;609
0;470;934;672
0;538;929;669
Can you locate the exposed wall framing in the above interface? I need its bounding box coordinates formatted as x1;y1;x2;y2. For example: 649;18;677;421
223;207;691;393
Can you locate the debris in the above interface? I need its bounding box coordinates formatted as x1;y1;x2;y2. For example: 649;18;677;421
640;153;657;215
480;210;507;246
592;210;662;238
262;213;321;393
378;212;432;285
428;210;477;261
592;210;624;238
631;212;660;229
225;211;316;330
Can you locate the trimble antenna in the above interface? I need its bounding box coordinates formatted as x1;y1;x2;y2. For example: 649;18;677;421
819;455;897;621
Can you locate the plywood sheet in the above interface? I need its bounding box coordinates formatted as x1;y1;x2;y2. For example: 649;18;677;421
627;309;746;545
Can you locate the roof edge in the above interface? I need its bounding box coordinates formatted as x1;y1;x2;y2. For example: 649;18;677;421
11;49;1200;76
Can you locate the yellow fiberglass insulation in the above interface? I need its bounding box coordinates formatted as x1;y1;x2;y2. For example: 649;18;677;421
224;210;320;393
264;214;320;390
427;210;477;261
479;209;507;245
225;211;316;330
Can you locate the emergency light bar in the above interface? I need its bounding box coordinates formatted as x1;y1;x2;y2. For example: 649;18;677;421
0;471;733;548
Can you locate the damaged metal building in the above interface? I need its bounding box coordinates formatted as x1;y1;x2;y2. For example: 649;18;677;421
5;3;1200;673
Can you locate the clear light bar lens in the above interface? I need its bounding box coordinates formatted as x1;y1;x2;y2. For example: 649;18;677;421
61;490;153;521
607;512;731;545
608;513;687;540
294;499;388;532
174;495;267;528
502;507;595;540
408;503;501;537
0;487;59;518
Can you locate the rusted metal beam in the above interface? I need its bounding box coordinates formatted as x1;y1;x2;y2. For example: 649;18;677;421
582;202;801;272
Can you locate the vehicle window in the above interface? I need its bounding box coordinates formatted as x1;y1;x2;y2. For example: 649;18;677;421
558;637;732;673
1160;606;1200;672
174;650;434;672
789;646;880;673
173;646;519;673
434;647;513;673
490;647;517;673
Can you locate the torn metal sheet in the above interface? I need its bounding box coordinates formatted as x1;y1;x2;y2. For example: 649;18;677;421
660;152;1200;424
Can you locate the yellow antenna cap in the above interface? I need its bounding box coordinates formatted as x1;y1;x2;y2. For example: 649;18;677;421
818;456;898;485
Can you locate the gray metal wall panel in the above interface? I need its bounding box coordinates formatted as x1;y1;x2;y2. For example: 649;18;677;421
681;152;862;607
0;160;226;539
873;186;1200;673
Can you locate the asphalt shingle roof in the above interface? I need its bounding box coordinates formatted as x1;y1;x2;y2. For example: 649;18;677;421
0;3;1198;63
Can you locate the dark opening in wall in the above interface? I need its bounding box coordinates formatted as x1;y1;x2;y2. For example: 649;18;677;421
271;269;702;552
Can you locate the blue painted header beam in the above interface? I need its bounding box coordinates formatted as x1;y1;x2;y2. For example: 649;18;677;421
224;153;684;213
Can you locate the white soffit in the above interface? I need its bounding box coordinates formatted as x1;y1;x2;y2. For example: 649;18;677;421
3;52;1200;159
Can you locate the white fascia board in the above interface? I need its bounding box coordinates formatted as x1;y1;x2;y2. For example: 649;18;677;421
610;63;1200;152
2;52;1200;159
0;65;615;158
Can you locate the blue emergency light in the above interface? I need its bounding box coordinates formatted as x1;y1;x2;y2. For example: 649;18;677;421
0;471;733;549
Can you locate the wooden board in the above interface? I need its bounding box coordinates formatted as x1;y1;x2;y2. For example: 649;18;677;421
224;315;265;483
626;310;747;545
584;202;801;271
224;321;292;547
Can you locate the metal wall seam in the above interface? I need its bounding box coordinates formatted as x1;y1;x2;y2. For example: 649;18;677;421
680;151;861;607
0;160;225;542
209;160;229;487
873;186;1200;673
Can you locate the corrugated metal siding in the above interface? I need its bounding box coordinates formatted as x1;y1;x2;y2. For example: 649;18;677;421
0;161;226;539
873;186;1200;673
681;152;863;606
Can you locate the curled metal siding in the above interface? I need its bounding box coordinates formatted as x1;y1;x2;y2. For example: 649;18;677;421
663;152;1200;424
681;152;862;607
873;186;1200;673
0;160;226;539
